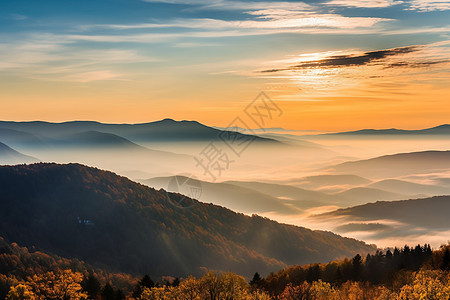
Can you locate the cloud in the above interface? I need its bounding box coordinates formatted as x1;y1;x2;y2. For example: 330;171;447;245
325;0;401;8
324;0;450;11
335;222;392;233
407;0;450;11
85;15;387;31
141;0;313;11
0;37;158;82
141;0;450;12
97;0;390;36
64;70;125;82
260;45;425;72
255;41;450;94
79;8;391;41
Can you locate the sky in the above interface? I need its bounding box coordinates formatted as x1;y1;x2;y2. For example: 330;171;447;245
1;0;449;130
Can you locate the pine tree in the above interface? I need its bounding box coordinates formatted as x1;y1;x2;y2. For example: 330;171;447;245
140;275;155;289
82;274;101;300
250;272;262;287
351;254;362;281
441;248;450;271
101;283;115;300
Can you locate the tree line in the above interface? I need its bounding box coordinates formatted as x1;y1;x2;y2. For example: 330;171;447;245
2;237;449;299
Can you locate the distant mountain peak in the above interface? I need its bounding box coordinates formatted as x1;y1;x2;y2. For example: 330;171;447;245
0;119;282;144
320;124;450;136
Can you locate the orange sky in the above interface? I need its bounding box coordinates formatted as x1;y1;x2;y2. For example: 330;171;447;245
1;0;450;131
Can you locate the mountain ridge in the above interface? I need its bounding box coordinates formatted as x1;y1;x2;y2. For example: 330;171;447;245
0;141;39;164
0;119;282;144
317;124;450;136
0;163;376;277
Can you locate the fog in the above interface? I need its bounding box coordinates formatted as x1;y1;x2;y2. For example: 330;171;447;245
1;122;450;249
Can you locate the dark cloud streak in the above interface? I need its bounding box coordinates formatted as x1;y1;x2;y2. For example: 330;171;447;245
261;45;423;73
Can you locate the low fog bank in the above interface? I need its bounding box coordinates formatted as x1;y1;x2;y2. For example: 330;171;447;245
2;126;450;249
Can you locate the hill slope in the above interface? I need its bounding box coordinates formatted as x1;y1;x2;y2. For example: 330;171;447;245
0;142;39;164
224;180;339;208
368;179;450;195
320;124;450;136
143;176;298;215
309;196;450;247
53;131;148;149
0;128;48;149
316;195;450;230
0;163;375;277
329;150;450;178
333;187;412;206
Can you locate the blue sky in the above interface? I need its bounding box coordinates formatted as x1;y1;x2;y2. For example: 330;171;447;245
0;0;449;129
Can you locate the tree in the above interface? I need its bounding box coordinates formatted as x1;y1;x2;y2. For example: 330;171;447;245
351;254;362;281
101;283;115;300
248;290;271;300
309;280;334;300
441;248;450;271
398;270;450;300
177;276;200;300
199;271;221;300
26;269;87;300
278;282;309;300
171;278;180;287
333;267;343;285
132;275;155;298
219;272;249;300
82;274;101;300
6;284;35;300
140;275;154;289
306;265;321;283
178;276;200;300
250;273;262;288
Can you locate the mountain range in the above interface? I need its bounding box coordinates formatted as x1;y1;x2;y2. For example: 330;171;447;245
322;124;450;136
315;195;450;231
0;119;280;145
0;163;375;278
328;150;450;178
142;176;342;215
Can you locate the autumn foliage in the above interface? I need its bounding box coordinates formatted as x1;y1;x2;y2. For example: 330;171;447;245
1;236;450;299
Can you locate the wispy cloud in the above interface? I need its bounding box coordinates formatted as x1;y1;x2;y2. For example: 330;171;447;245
64;70;125;82
261;46;421;72
84;15;388;31
255;41;450;94
102;0;391;36
142;0;450;12
325;0;401;8
141;0;313;11
0;37;158;82
78;9;391;43
407;0;450;11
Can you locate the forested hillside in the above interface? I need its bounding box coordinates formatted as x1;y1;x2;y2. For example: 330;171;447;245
0;163;374;278
2;238;449;299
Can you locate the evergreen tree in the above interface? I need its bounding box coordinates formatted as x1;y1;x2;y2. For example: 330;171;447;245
351;254;362;281
82;274;101;300
140;275;154;289
441;248;450;271
250;272;262;287
172;277;180;287
101;283;115;300
132;274;154;298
